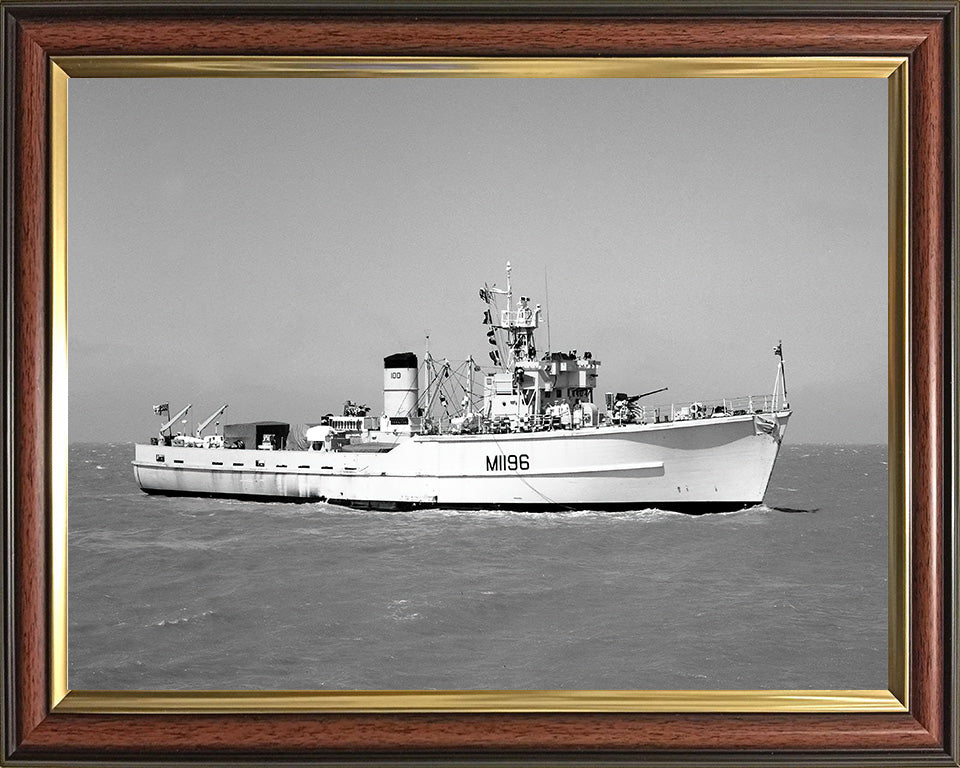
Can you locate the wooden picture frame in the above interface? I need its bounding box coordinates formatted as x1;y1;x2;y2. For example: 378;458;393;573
2;2;957;765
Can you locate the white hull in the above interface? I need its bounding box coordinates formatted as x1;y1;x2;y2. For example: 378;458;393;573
133;411;790;511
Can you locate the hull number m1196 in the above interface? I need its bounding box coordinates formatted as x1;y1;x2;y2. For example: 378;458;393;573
486;454;530;471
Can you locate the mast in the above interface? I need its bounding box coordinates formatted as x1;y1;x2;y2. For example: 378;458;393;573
772;340;787;410
423;332;431;414
505;261;514;366
468;354;474;412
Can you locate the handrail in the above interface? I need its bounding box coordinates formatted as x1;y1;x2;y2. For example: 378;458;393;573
628;393;788;426
429;392;788;435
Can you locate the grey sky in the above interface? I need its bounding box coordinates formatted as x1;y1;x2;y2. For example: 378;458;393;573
68;77;887;443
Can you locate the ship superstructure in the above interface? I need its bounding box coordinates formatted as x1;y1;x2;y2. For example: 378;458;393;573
133;263;791;511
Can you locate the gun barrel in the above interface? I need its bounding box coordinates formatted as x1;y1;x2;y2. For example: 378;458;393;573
636;386;668;400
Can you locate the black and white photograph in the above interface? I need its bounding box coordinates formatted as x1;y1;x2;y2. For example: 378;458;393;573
67;75;888;692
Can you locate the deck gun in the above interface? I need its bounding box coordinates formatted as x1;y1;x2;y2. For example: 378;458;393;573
634;386;668;401
614;387;668;405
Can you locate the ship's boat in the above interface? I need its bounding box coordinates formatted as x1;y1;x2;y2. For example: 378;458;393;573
133;263;791;511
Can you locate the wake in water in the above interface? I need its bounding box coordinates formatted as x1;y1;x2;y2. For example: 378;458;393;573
306;502;773;525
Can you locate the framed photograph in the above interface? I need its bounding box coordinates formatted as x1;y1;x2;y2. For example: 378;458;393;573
2;2;956;766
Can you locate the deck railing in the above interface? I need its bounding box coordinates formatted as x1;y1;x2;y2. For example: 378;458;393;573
424;392;788;435
622;393;786;426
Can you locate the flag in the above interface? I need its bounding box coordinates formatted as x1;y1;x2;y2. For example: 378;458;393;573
152;403;168;415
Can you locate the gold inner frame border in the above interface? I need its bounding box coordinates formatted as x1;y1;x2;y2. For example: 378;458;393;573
48;55;909;714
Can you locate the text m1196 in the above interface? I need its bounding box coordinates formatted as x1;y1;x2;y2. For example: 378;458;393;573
485;454;530;471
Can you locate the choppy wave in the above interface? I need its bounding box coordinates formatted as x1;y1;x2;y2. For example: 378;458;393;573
387;599;423;622
151;609;216;628
72;531;244;552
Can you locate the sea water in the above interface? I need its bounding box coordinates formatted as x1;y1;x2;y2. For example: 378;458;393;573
68;443;887;690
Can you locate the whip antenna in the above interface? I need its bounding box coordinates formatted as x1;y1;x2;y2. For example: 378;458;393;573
544;267;552;353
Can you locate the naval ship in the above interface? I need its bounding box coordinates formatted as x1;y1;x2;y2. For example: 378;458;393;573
133;264;791;511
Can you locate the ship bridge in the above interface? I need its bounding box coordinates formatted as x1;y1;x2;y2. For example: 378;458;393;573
477;262;601;428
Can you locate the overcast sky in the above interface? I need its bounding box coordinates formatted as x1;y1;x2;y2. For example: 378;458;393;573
68;77;887;443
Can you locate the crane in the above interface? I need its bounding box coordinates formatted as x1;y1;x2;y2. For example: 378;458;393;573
158;403;192;440
196;404;228;437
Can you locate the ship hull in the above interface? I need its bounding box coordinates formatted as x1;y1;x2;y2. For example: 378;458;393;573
133;411;790;510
